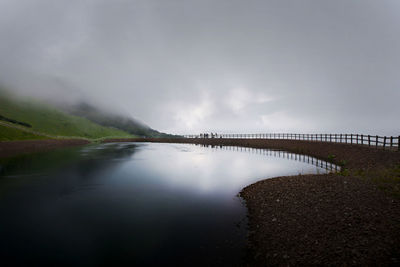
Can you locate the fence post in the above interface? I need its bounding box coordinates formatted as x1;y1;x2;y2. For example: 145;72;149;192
368;135;370;146
398;136;400;151
340;134;342;143
351;134;353;144
390;136;393;148
383;136;387;150
376;135;378;148
361;134;363;145
345;134;347;143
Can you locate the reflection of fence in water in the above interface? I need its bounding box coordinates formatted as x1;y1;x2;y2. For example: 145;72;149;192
196;144;340;173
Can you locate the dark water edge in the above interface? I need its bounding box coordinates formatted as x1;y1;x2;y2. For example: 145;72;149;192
0;143;334;266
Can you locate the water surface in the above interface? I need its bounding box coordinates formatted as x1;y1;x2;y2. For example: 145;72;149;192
0;142;335;265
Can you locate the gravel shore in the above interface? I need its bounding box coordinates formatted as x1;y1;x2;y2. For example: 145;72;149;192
241;174;400;266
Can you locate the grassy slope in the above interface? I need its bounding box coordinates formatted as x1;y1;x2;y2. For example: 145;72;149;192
0;124;48;141
0;94;134;140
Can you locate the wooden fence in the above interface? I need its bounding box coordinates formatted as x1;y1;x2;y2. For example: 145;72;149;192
183;133;400;151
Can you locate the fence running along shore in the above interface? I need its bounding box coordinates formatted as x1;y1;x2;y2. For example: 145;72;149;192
183;133;400;151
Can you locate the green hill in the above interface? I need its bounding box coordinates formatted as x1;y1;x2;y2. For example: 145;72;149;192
0;93;134;140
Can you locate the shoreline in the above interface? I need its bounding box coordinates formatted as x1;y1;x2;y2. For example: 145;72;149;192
1;137;399;264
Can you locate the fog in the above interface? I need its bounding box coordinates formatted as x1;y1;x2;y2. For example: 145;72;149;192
0;0;399;135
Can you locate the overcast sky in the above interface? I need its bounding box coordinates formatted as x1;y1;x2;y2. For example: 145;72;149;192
0;0;399;135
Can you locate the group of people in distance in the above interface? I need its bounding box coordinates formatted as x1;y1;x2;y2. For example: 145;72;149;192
199;133;219;138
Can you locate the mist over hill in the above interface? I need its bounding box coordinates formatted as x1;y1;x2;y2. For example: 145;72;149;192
0;88;177;140
62;102;177;138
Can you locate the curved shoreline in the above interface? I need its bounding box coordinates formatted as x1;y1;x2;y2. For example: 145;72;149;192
1;138;399;265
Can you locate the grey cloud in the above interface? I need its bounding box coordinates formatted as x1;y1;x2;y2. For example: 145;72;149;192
0;0;399;135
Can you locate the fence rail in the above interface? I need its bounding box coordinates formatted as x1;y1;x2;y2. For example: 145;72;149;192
183;133;400;151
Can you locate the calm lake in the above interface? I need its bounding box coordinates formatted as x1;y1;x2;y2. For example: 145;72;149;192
0;142;335;266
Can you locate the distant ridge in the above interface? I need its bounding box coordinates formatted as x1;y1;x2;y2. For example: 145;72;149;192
63;102;177;138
